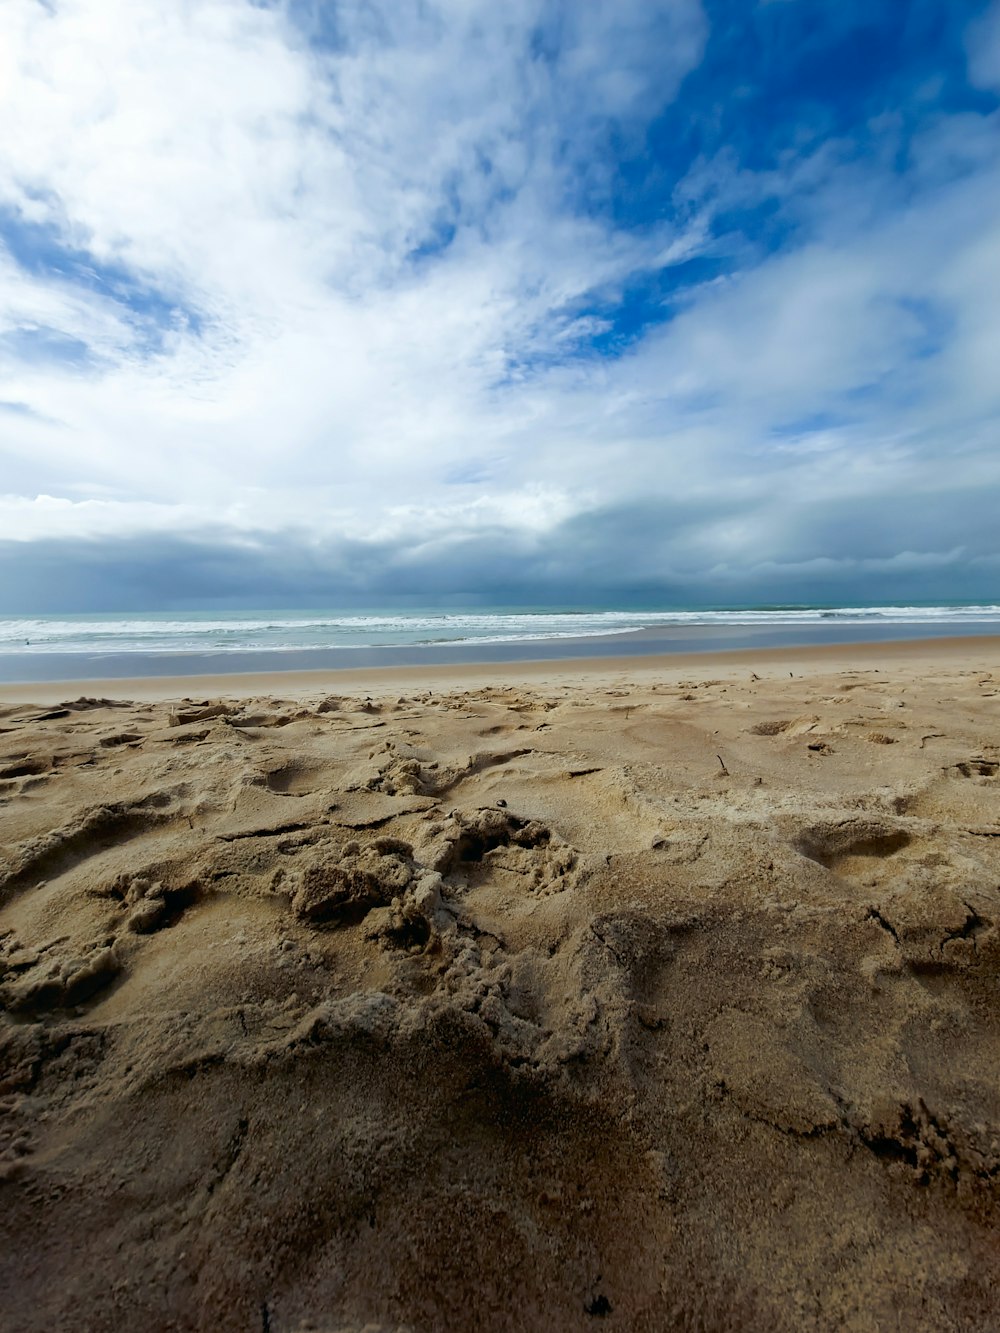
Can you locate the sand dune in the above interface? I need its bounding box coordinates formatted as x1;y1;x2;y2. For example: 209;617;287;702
2;649;1000;1330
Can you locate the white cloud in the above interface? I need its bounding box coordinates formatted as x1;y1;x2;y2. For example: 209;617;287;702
0;0;709;510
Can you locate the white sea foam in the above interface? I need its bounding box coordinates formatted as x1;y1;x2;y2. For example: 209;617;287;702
2;606;1000;654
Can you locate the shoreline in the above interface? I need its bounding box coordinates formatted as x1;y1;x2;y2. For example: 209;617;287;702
1;632;997;703
3;619;1000;689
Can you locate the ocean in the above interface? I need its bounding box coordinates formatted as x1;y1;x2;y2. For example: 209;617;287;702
0;604;998;683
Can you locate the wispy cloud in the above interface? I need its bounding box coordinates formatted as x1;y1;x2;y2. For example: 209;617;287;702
968;0;1000;91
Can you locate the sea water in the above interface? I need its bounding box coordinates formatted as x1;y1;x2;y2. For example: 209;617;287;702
3;604;1000;658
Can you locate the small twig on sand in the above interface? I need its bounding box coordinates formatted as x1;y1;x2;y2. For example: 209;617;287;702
716;754;729;776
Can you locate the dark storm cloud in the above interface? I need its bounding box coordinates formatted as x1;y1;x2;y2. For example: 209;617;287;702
2;488;997;616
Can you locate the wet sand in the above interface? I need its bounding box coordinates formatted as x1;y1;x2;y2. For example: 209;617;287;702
1;637;999;1330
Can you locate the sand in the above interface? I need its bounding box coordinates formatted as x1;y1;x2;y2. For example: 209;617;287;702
1;639;999;1331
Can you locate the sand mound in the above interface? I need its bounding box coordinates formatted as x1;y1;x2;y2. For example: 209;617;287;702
2;665;1000;1330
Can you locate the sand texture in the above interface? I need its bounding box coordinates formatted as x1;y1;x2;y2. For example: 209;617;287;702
2;653;1000;1330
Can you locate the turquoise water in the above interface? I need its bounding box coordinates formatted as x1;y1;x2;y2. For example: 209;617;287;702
2;603;1000;655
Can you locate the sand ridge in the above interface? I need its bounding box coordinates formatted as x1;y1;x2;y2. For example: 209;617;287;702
1;654;1000;1330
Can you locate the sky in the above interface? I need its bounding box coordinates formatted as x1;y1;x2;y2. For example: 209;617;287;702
1;0;1000;612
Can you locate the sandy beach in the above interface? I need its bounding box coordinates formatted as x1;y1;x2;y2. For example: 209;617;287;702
2;637;999;1330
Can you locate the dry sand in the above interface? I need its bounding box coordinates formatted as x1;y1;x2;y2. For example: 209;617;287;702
1;639;999;1331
